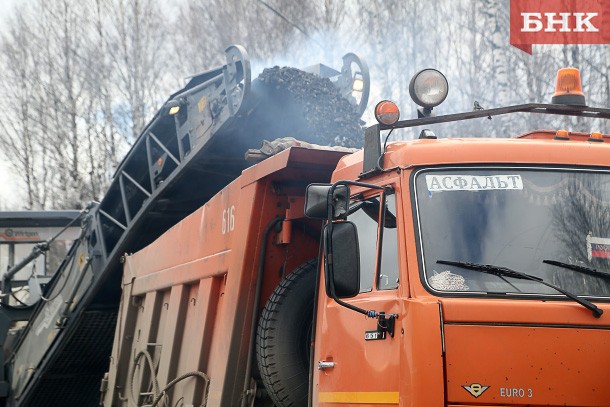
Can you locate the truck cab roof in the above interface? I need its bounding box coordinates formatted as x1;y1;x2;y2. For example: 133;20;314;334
333;131;610;181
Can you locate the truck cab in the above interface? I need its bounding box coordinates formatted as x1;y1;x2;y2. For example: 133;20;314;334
311;68;610;406
313;134;610;406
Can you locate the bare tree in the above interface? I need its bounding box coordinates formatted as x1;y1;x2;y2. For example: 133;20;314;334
104;0;175;140
0;9;48;208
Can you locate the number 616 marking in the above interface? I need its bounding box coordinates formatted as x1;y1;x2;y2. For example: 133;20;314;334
222;206;235;234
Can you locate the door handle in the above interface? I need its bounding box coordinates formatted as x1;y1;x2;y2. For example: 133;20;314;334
318;361;335;370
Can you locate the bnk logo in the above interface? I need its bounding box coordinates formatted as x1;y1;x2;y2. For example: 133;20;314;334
509;0;610;54
521;12;598;33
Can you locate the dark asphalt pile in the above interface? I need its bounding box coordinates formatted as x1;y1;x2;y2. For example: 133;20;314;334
255;66;364;148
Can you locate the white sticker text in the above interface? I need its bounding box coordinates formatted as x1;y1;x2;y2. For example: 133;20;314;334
426;174;523;192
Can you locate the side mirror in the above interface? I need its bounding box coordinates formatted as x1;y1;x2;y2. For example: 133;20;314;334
324;221;360;298
305;184;349;220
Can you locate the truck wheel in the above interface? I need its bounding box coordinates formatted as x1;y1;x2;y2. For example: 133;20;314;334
256;259;317;407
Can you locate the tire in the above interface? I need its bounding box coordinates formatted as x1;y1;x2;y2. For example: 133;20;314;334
256;259;317;407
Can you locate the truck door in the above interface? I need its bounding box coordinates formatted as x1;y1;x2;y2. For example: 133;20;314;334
314;187;402;405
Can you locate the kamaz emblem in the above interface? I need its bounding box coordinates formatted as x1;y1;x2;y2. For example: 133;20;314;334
462;383;490;398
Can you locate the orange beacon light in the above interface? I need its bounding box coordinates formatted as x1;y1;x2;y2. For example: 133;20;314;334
552;67;586;106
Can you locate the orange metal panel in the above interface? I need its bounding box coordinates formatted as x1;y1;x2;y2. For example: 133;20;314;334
155;284;189;395
176;278;222;405
130;290;163;401
103;267;141;406
440;297;610;326
313;293;401;401
313;296;446;407
129;251;229;296
447;405;512;407
444;324;610;406
436;298;610;406
240;147;348;188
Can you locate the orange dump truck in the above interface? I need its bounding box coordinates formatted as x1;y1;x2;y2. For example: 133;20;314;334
101;68;610;407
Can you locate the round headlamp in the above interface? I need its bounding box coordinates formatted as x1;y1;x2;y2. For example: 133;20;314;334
408;69;449;108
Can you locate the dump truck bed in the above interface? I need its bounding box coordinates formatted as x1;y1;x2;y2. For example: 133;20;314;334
103;147;348;406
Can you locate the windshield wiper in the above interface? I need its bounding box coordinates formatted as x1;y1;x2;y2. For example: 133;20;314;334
543;259;610;281
437;260;603;318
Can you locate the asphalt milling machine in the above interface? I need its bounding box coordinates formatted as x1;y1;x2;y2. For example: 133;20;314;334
0;45;370;406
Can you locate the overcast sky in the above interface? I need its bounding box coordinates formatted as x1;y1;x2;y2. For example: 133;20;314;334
0;0;16;23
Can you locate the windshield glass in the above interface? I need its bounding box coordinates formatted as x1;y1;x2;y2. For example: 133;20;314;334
414;167;610;298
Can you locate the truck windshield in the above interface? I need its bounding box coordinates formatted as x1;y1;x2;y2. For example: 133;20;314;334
414;167;610;298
